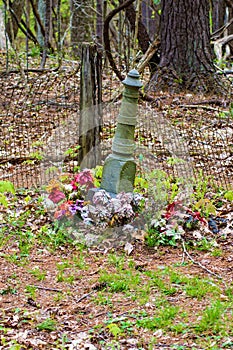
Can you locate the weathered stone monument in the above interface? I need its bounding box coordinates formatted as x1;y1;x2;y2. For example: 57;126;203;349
100;69;143;194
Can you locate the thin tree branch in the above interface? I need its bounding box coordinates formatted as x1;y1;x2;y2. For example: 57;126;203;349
181;240;225;283
2;0;37;44
34;285;62;292
29;0;53;51
103;0;136;81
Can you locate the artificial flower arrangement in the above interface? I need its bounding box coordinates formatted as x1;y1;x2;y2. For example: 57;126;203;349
45;167;223;247
45;168;144;228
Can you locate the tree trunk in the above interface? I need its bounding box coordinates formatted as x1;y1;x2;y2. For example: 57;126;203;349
226;1;233;56
6;0;25;43
70;0;93;57
141;0;159;41
0;9;6;49
212;0;226;33
96;0;103;50
40;0;51;68
37;0;46;46
148;0;220;93
213;0;233;58
124;1;159;72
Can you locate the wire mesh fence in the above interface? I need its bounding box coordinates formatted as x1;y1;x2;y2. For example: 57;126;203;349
0;65;80;187
102;97;233;189
0;63;233;189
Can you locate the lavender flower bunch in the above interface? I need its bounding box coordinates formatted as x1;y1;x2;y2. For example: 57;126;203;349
88;190;144;227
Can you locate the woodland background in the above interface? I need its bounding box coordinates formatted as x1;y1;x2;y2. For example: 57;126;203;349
1;2;233;350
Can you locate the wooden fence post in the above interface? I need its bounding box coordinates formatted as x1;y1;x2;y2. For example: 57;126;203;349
79;43;102;169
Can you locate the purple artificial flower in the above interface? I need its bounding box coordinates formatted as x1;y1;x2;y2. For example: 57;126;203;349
118;203;135;220
116;192;133;204
69;199;85;215
54;201;73;219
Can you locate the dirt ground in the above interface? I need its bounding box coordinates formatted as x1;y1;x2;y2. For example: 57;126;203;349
0;230;233;349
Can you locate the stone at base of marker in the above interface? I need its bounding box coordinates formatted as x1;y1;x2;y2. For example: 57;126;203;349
100;155;136;194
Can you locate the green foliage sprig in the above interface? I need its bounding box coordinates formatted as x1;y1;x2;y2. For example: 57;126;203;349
0;181;15;208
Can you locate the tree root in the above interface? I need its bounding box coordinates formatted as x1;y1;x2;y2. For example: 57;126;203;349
146;67;232;96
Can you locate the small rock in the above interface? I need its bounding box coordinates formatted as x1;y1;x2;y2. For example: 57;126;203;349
153;329;163;337
126;338;138;345
192;231;202;240
84;343;98;350
84;233;100;247
124;242;134;255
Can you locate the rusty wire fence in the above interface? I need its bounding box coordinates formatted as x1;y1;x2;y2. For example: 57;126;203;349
0;64;233;189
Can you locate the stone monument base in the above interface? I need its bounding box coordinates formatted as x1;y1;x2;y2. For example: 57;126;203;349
100;155;136;194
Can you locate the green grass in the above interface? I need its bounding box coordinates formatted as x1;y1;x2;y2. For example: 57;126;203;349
194;300;229;334
136;304;180;330
28;267;47;281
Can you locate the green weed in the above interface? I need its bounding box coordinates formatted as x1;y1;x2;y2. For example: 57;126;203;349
56;272;75;284
64;145;80;159
136;304;179;330
184;277;219;300
145;270;177;296
36;318;57;331
145;226;181;247
99;270;141;293
0;286;17;295
94;291;113;306
194;238;218;252
25;285;37;299
37;224;75;250
29;267;47;281
72;253;88;270
194;300;226;334
192;170;212;201
106;323;124;338
107;253;125;269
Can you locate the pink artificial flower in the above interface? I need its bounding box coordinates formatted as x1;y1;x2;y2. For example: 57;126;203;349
71;169;94;190
71;179;78;190
48;189;66;203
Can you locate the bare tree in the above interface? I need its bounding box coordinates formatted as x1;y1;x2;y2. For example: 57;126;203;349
96;0;103;50
5;0;25;43
212;0;226;33
40;0;51;67
212;0;233;60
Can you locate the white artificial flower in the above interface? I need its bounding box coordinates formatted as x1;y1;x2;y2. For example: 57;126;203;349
63;184;73;192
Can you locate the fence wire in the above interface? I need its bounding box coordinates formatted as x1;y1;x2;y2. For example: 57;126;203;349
0;66;233;189
0;67;80;187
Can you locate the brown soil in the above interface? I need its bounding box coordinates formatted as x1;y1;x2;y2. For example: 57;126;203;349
0;239;233;349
